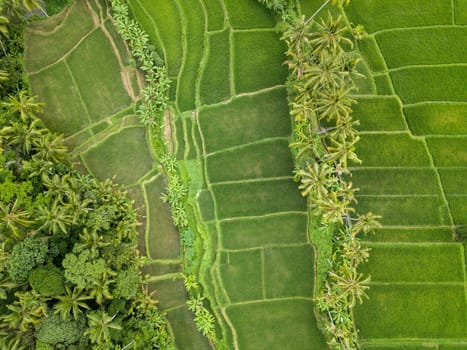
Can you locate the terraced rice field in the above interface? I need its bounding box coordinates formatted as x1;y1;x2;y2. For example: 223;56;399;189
302;0;467;347
128;0;327;348
23;1;211;348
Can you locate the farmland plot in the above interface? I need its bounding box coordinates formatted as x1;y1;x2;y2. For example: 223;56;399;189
300;0;467;347
24;1;210;347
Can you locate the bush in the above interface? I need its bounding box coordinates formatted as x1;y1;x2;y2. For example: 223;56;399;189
29;264;65;296
35;314;86;346
113;267;140;300
6;237;48;281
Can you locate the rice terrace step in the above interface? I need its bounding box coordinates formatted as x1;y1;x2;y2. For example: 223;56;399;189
8;0;466;348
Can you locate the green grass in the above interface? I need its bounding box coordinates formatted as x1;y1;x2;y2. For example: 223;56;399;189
82;127;153;185
359;243;464;282
28;61;89;135
177;0;205;112
197;189;215;221
220;213;308;250
263;245;314;298
211;179;306;218
223;0;275;29
456;0;467;24
345;0;452;33
219;249;263;302
350;168;440;195
355;196;448;226
226;300;327;350
148;278;186;309
390;66;467;104
374;74;393;95
439;169;467;194
354;284;467;339
353;134;431;167
440;346;467;350
376;27;467;68
198;88;290;152
426;137;467;167
364;227;454;243
353;96;406;131
363;345;437;350
24;0;95;72
447;196;467;226
142;261;181;276
206;139;293;183
404;104;467;135
132;0;183;76
201;0;225;31
66;29;132;122
199;29;231;105
232;30;287;93
357;36;386;73
144;176;181;260
166;306;212;350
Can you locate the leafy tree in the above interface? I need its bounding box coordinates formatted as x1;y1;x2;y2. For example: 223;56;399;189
35;314;86;346
62;249;111;290
6;237;48;281
28;264;65;297
113;267;140;300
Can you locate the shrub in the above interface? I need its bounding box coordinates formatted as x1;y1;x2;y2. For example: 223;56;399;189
29;264;65;296
113;267;140;300
6;237;48;281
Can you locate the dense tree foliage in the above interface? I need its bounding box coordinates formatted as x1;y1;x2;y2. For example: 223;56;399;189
0;4;174;349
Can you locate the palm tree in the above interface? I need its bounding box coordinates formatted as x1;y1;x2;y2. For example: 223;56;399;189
85;311;121;344
316;85;354;123
2;290;48;332
0;118;45;155
0;199;32;240
74;228;110;257
36;199;73;235
351;212;382;236
32;132;67;163
302;50;348;91
329;263;371;307
295;161;336;198
310;14;352;55
325;135;361;168
315;191;352;224
54;285;91;320
1;90;44;122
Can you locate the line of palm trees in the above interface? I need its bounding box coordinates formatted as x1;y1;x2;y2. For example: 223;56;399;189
280;2;380;349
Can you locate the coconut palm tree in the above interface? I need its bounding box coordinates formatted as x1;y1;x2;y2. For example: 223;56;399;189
53;285;91;320
1;90;44;122
36;199;73;235
85;311;121;344
296;161;336;198
0;117;45;155
310;14;352;55
329;263;371;307
0;199;32;240
32;132;67;163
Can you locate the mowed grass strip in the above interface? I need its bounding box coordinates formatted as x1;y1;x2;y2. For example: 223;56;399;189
353;134;431;167
166;306;212;350
206;139;293;183
426;137;467;167
355;196;448;226
390;66;467;104
66;29;132;122
349;168;440;195
219;250;263;302
132;0;183;76
144;176;180;260
226;300;327;350
82;127;153;185
24;0;95;72
404;104;467;135
220;212;308;250
364;227;453;243
223;0;275;29
232;30;287;93
352;96;406;131
264;245;314;298
376;27;467;68
198;88;290;153
199;29;231;105
177;0;205;112
200;0;224;31
344;0;452;33
212;179;306;218
354;284;467;339
28;61;89;135
359;243;465;282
